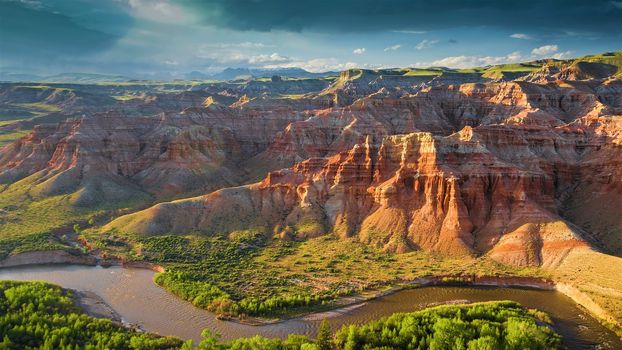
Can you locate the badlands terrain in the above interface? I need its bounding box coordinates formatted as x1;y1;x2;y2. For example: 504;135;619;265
1;52;622;335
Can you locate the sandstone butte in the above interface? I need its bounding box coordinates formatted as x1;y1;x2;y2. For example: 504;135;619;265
1;61;622;330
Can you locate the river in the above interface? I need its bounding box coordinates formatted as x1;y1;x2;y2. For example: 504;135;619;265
0;264;619;349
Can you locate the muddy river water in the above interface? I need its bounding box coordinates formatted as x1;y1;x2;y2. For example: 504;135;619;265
0;264;620;349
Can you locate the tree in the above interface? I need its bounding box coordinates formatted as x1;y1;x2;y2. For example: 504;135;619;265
316;320;333;350
197;329;222;350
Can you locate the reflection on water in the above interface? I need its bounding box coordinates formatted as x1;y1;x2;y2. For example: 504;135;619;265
0;265;620;349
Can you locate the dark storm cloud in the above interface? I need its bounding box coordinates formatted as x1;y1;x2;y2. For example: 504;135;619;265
0;0;132;60
180;0;622;35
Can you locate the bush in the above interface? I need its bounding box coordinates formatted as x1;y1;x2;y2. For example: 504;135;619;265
333;301;562;350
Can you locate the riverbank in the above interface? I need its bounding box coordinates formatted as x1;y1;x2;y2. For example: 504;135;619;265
294;275;556;323
219;275;557;326
74;289;123;323
0;250;97;268
226;272;621;343
0;249;166;272
1;250;620;340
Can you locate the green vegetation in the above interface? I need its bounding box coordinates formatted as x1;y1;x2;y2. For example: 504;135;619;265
0;281;562;350
481;63;541;79
578;51;622;74
0;175;153;264
403;68;444;77
0;93;70;147
316;320;332;350
98;233;355;317
0;129;29;147
112;94;143;101
333;301;562;350
13;102;61;114
0;233;69;260
0;116;28;124
86;231;543;319
154;272;231;310
0;280;182;349
0;169;151;244
14;85;74;92
188;331;319;350
278;93;307;99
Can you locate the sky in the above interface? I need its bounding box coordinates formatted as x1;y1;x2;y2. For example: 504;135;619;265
1;0;621;78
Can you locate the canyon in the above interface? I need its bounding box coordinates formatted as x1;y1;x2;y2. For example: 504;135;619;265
1;52;622;337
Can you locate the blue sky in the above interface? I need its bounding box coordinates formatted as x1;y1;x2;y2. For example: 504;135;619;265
1;0;621;77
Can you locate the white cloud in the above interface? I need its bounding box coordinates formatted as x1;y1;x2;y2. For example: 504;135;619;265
415;39;439;50
384;44;402;52
195;51;291;66
263;58;360;72
506;51;524;62
209;42;272;49
414;46;562;70
16;0;43;9
353;48;366;55
414;46;573;69
551;51;572;59
392;30;428;34
531;44;559;56
510;33;532;40
126;0;190;22
247;53;291;64
417;51;524;68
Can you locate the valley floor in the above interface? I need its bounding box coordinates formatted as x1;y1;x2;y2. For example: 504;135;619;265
1;224;622;341
5;229;612;339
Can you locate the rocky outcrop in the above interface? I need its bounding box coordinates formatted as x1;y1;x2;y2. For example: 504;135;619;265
107;106;622;267
0;113;238;203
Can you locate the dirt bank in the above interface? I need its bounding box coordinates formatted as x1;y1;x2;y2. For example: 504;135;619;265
0;250;97;268
74;290;123;323
121;260;165;273
0;248;166;275
556;283;622;338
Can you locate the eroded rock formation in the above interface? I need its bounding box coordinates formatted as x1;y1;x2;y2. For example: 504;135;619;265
2;61;622;267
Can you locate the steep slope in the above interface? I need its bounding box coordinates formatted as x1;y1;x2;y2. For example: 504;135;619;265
107;110;622;267
0;112;238;203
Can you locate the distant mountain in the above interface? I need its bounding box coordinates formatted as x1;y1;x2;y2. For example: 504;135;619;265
0;68;337;83
0;72;132;84
40;73;132;84
209;67;337;81
0;72;44;82
185;71;211;80
2;51;618;84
